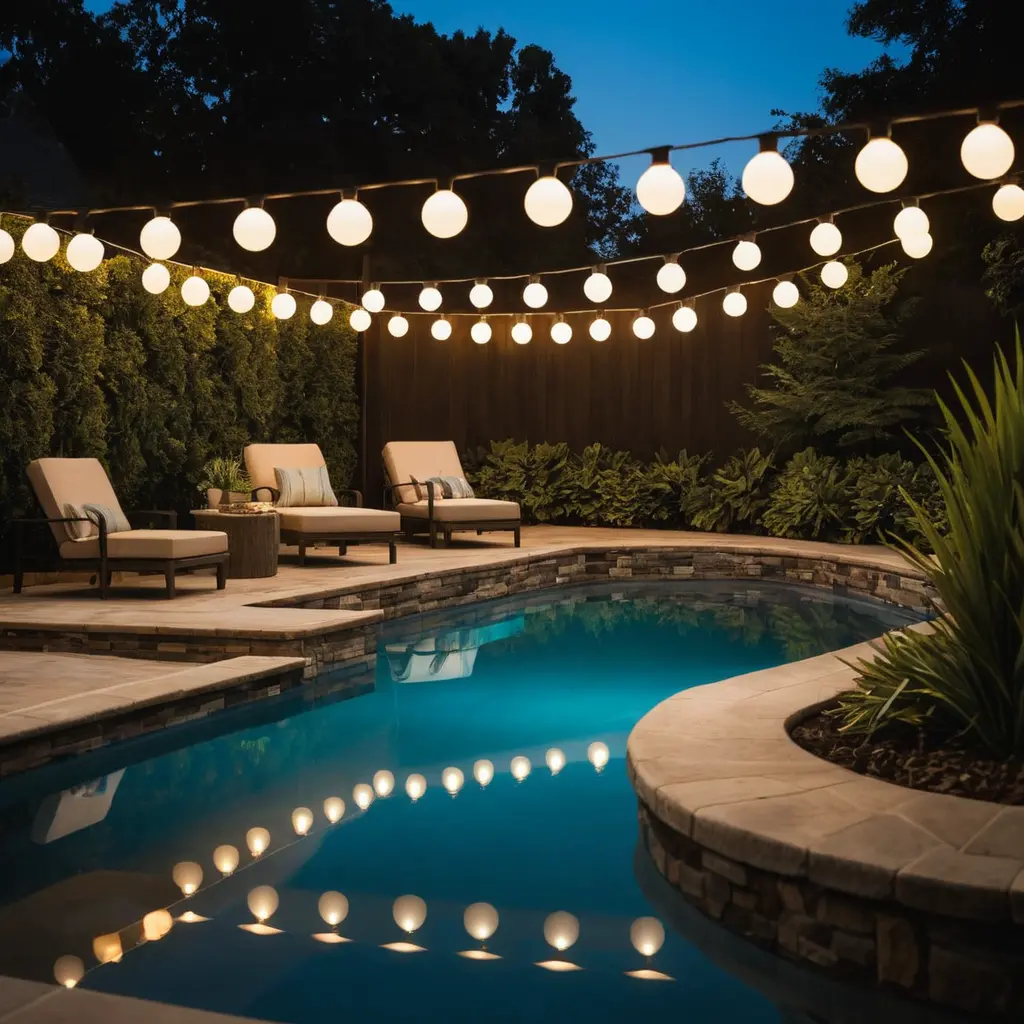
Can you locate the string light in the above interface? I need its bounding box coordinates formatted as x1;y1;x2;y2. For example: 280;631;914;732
327;195;373;246
245;827;270;857
172;861;203;896
511;318;532;344
741;136;794;206
632;312;655;339
21;222;60;262
181;274;210;306
0;228;13;263
854;133;908;193
960;120;1015;179
271;291;296;319
323;797;345;823
213;844;240;875
471;317;492;344
722;288;747;317
672;303;698;332
524;174;573;227
53;956;85;988
142;262;171;294
421;186;468;238
232;204;276;252
551;316;572;344
65;232;104;272
469;279;494;309
373;770;395;798
418;284;443;311
139;214;181;260
901;232;933;258
893;202;929;240
820;260;849;288
656;257;686;293
291;807;314;835
772;279;799;308
583;267;613;303
349;308;371;332
993;183;1024;221
228;284;255;313
310;298;334;324
353;783;374;809
809;220;841;257
361;286;385;313
589;315;611;341
387;314;409;337
732;238;762;271
431;316;452;340
523;277;548;309
635;149;685;215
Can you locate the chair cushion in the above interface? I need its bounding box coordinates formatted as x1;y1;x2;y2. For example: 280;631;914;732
397;498;520;523
27;458;128;548
244;443;327;493
277;507;400;534
60;530;228;560
274;465;338;508
383;441;464;505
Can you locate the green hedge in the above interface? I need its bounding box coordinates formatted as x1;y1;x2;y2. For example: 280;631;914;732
0;223;358;566
464;439;943;547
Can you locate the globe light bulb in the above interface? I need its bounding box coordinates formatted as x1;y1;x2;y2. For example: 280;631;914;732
543;911;579;952
245;827;270;857
656;260;686;293
589;316;611;342
545;748;566;774
893;205;929;239
53;955;84;988
636;157;686;215
522;280;548;309
387;314;409;337
66;233;104;272
741;144;794;205
511;320;532;345
430;317;452;340
139;215;181;260
393;895;427;934
232;206;276;252
247;885;279;923
228;284;255;313
213;844;240;875
510;755;532;781
469;281;493;309
0;229;14;264
318;891;350;928
672;304;698;332
291;806;314;835
181;275;210;306
143;909;174;942
587;740;610;770
353;783;374;810
901;232;933;258
21;222;60;262
327;197;373;246
310;299;334;325
809;221;842;257
142;263;171;294
550;319;572;344
418;285;442;312
722;290;747;317
361;287;385;313
632;314;655;340
92;933;123;964
172;861;204;896
473;759;494;787
524;175;573;227
442;766;465;796
772;280;799;308
464;903;499;942
854;136;908;193
583;270;613;303
405;773;427;801
993;183;1024;222
629;917;666;957
271;292;296;319
323;797;345;823
421;188;468;238
820;260;849;289
961;122;1015;180
373;770;395;798
349;307;372;332
471;319;492;344
732;239;762;271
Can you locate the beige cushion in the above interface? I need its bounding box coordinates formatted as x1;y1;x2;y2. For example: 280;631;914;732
383;441;464;505
397;498;520;523
244;443;326;494
274;465;338;507
277;507;400;534
60;530;228;560
27;458;129;548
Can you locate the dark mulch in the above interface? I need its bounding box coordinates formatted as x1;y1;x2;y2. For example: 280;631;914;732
791;708;1024;804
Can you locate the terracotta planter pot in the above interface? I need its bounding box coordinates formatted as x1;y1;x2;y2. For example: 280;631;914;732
207;489;250;509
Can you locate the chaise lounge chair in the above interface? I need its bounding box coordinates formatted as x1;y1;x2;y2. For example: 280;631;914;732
243;443;401;565
15;458;229;598
382;441;520;548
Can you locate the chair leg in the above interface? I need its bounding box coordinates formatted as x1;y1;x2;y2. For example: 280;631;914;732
339;543;348;556
429;522;438;548
164;564;176;598
298;542;306;566
13;570;23;595
477;529;484;536
99;561;109;599
444;527;453;546
513;526;521;548
216;561;226;590
389;541;397;564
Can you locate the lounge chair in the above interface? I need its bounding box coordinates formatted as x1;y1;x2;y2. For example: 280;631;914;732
243;443;400;565
15;458;228;598
382;441;520;548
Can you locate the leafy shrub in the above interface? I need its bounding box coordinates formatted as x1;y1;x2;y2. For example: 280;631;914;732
639;449;707;527
684;448;775;533
197;456;250;494
565;443;644;526
762;447;852;540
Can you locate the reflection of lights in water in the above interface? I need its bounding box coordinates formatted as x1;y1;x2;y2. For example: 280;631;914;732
536;959;583;972
143;909;173;941
472;759;494;787
384;895;427;952
510;755;531;781
214;844;239;875
587;741;610;772
291;807;313;835
318;891;349;927
458;901;501;960
323;796;345;823
405;773;426;801
245;827;270;857
625;968;674;981
53;955;84;987
92;933;122;964
172;861;203;895
353;783;374;810
373;770;395;798
177;911;210;923
241;886;282;935
442;767;464;796
545;748;566;775
537;911;582;972
626;917;673;980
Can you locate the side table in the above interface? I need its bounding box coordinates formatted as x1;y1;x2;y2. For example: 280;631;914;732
192;510;280;579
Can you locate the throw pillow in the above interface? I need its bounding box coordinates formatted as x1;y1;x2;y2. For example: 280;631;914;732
274;465;339;507
83;503;133;534
437;475;475;499
62;503;96;541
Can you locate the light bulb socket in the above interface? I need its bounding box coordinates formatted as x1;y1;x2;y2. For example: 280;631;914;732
477;315;487;323
475;277;487;286
663;253;680;265
647;146;671;165
778;274;794;284
900;198;920;209
757;134;779;153
741;232;757;243
32;210;52;225
341;188;358;201
727;285;742;295
593;263;606;275
816;215;834;225
278;276;289;292
529;274;541;285
536;162;557;179
635;309;648;318
554;313;565;323
976;107;999;125
867;120;893;140
73;212;92;232
425;281;438;289
245;196;265;210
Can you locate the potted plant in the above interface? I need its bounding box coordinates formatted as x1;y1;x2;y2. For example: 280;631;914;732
197;456;251;509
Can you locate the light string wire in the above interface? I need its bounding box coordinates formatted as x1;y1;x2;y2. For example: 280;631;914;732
11;97;1024;219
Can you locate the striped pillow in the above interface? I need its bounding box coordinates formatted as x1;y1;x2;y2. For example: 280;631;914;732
83;503;132;534
428;475;475;499
274;465;339;508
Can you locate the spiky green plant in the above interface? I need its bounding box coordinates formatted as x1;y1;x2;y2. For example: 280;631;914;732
762;447;853;540
685;447;774;532
831;339;1024;755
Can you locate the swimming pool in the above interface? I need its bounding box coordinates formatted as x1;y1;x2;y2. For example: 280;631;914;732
0;581;921;1022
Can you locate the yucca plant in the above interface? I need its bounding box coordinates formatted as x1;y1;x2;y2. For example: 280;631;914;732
831;339;1024;755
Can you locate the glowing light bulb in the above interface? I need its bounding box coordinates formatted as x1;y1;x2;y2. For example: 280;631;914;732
66;233;104;272
228;284;255;313
820;261;849;289
22;222;60;262
742;144;794;205
893;205;929;239
901;232;933;258
469;281;493;308
247;885;279;923
656;260;686;293
310;299;334;325
510;755;532;781
387;314;409;338
632;314;655;340
722;290;747;317
0;229;14;264
418;285;442;311
53;955;84;988
349;307;372;332
589;316;611;342
523;280;548;309
630;917;665;957
93;933;122;964
431;317;452;340
524;175;573;227
672;304;698;332
473;759;494;787
809;221;842;257
139;215;180;260
583;270;613;303
636;158;685;215
772;280;799;308
464;903;499;942
393;895;427;934
142;263;170;294
406;773;427;801
323;797;345;823
233;206;276;252
181;275;210;306
213;844;239;875
550;319;572;344
471;319;492;344
143;909;174;942
545;748;566;774
422;189;468;238
318;891;349;928
543;911;579;952
587;740;610;770
327;197;373;246
961;122;1015;180
246;828;270;857
291;806;314;835
442;766;464;796
511;320;533;345
353;783;374;810
732;239;761;271
373;770;395;798
172;861;203;896
854;136;908;193
361;287;385;313
272;292;296;320
993;184;1024;222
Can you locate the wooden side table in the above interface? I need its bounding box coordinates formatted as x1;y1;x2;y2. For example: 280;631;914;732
192;510;280;579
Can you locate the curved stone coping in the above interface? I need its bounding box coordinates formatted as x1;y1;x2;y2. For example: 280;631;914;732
627;629;1024;926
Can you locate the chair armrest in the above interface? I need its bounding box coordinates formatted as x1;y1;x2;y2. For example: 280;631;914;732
12;514;108;556
252;486;279;502
126;509;178;529
382;480;434;515
337;489;363;508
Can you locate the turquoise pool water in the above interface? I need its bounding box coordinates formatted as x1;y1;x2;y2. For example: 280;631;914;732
0;581;922;1023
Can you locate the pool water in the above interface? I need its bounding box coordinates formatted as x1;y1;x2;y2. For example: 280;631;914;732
0;581;921;1023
